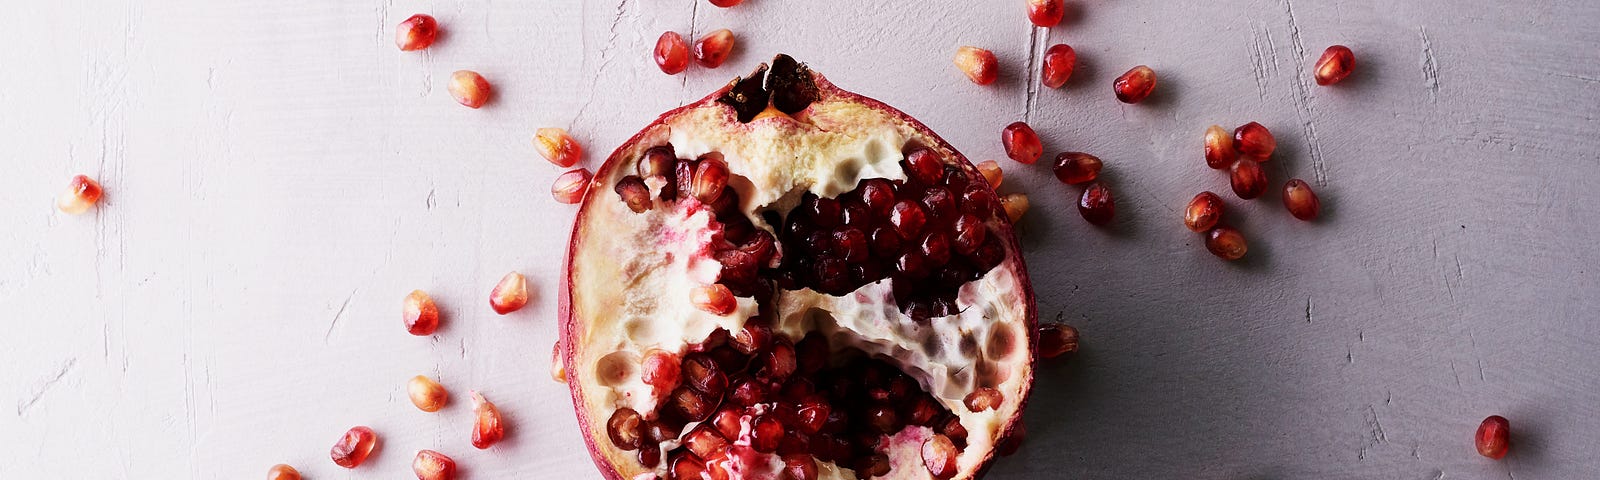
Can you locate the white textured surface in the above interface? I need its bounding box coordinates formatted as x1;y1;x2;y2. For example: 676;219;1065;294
2;0;1598;479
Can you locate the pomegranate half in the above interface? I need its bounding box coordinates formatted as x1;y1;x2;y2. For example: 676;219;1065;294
561;55;1037;480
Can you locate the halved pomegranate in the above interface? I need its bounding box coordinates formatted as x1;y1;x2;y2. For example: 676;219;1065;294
561;55;1036;480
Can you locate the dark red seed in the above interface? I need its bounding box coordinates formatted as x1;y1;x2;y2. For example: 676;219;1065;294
693;154;731;203
856;454;891;478
1053;152;1102;185
1475;415;1511;460
1113;65;1157;104
655;32;690;75
1204;125;1238;170
1184;192;1225;233
921;187;956;222
1282;179;1321;221
615;175;654;213
921;434;959;479
840;203;870;228
952;214;987;256
761;339;797;380
1205;226;1248;261
795;333;830;374
890;200;928;238
683;424;729;460
670;451;707;479
731;323;772;355
1038;323;1079;359
940;416;969;445
729;376;765;406
905;395;941;426
859;179;896;218
793;401;830;434
1233;122;1276;160
783;454;819;480
640;146;679;198
964;387;1003;412
1041;43;1076;89
682;354;728;396
751;415;784;453
711;407;743;439
997;423;1026;456
832;228;869;263
671;387;718;421
961;185;996;216
1314;45;1355;86
920;232;952;266
1001;122;1043;164
904;148;945;185
607;408;645;450
943;165;970;191
1230;159;1268;200
807;195;842;228
868;227;903;257
866;405;901;434
1078;182;1116;226
647;421;682;445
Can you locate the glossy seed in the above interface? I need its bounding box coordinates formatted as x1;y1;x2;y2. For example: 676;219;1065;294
56;174;103;214
1230;159;1268;200
1282;179;1321;221
1038;323;1079;359
692;29;736;69
1113;65;1157;104
1475;415;1511;460
1205;226;1248;261
447;71;490;109
690;284;737;315
1078;182;1115;226
1314;45;1356;86
1027;0;1065;27
1233;122;1276;160
654;32;690;75
412;450;457;480
1184;191;1225;232
408;375;449;412
1204;125;1238;170
470;391;505;449
330;426;378;468
954;46;999;85
395;14;439;52
1041;43;1076;89
1052;152;1102;185
999;192;1030;223
552;168;593;204
267;464;301;480
403;290;440;335
534;128;583;168
976;160;1003;187
489;272;529;314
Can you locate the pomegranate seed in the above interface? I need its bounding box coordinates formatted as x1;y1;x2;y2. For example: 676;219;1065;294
1233;122;1276;160
682;353;728;396
615;175;654;213
551;168;593;204
1038;323;1079;359
1113;65;1157;104
1205;226;1248;261
940;416;969;445
690;284;737;315
999;192;1030;223
489;272;529;314
412;450;457;480
793;400;830;434
641;349;681;391
267;464;301;480
709;0;742;6
607;407;646;450
470;391;505;449
1078;182;1115;226
56;174;103;214
329;426;378;468
904;148;945;185
447;70;490;108
402;290;440;335
1184;192;1225;233
783;454;818;480
751;415;784;453
711;407;743;439
964;387;1003;412
693;29;736;69
684;424;730;459
953;46;998;86
1230;159;1268;200
1041;43;1076;89
1315;45;1355;86
1476;415;1511;460
638;445;662;468
654;32;690;75
395;14;438;51
1204;125;1238;169
408;375;449;412
867;405;901;433
1052;152;1102;185
1001;121;1042;164
533;128;583;168
761;339;798;379
693;154;730;204
976;160;1003;188
889;200;928;238
952;213;988;256
1282;179;1321;221
921;434;959;479
1026;0;1065;27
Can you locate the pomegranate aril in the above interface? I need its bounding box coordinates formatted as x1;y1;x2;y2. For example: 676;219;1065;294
709;0;742;6
412;449;457;480
647;420;683;445
805;195;842;228
1184;191;1225;233
952;213;988;256
684;424;730;459
408;375;449;412
641;349;682;391
793;400;831;434
920;231;952;265
1041;43;1076;89
866;405;902;433
830;228;868;263
859;179;897;218
711;407;743;439
693;154;730;204
905;395;941;425
1315;45;1355;86
940;416;969;445
692;29;736;69
1027;0;1065;26
615;175;654;213
1233;122;1276;160
670;451;708;479
682;353;729;396
962;185;997;216
654;32;690;75
999;192;1030;223
470;391;505;449
964;387;1003;412
922;434;960;479
976;160;1003;187
889;200;928;238
1230;159;1268;200
751;415;784;453
489;271;529;314
1205;226;1248;261
1052;152;1102;185
897;252;930;279
922;187;957;223
1282;178;1321;221
1113;65;1157;104
1476;415;1511;460
856;453;891;478
904;148;945;185
672;386;720;421
638;445;662;468
403;290;440;335
534;128;583;168
56;174;103;214
552;168;593;204
395;14;438;51
675;159;697;201
607;407;646;450
1001;121;1043;164
730;376;767;406
1078;182;1116;226
1038;323;1080;359
760;339;798;380
330;426;378;468
448;70;490;108
731;323;772;355
268;464;301;480
640;146;678;193
690;284;738;315
783;454;819;480
1204;125;1238;169
953;46;999;85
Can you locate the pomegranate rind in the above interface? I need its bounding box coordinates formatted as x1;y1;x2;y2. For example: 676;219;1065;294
561;56;1037;480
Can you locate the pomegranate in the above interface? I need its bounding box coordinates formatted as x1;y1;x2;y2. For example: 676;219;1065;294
561;55;1035;480
1000;122;1042;164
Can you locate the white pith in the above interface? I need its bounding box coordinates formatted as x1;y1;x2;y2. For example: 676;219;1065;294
568;87;1033;480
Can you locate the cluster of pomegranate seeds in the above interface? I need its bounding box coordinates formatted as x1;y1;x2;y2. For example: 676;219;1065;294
1205;226;1248;261
534;128;583;167
413;449;458;480
471;391;506;449
330;426;379;468
447;70;491;108
1113;65;1157;104
1041;44;1076;89
56;174;103;215
1314;45;1356;86
708;0;742;7
1025;0;1065;27
395;14;439;51
1282;179;1321;221
266;464;301;480
552;168;594;204
1037;323;1079;359
1078;182;1116;226
409;375;449;412
1001;122;1042;164
692;29;736;69
953;46;999;85
1203;125;1238;169
489;271;529;314
1183;192;1225;232
999;192;1030;223
654;32;691;75
1230;158;1268;199
1052;152;1101;185
403;290;441;335
1476;415;1511;460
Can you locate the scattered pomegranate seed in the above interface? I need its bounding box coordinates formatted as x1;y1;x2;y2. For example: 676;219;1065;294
1184;192;1225;233
330;426;378;468
1204;125;1238;170
1205;226;1248;261
691;284;737;315
447;70;490;109
1001;121;1042;164
1229;159;1268;200
1052;152;1102;185
999;192;1030;223
654;32;690;75
402;290;440;335
1282;179;1321;221
267;464;301;480
408;375;448;412
1026;0;1065;27
412;449;457;480
1078;182;1115;226
693;29;736;69
709;0;742;6
921;434;959;479
534;128;583;168
1233;122;1276;160
1041;44;1076;89
1113;65;1157;104
470;391;505;449
551;168;593;204
395;14;438;51
1038;323;1079;359
1475;415;1511;460
56;174;103;215
953;46;999;86
1314;45;1355;86
976;160;1003;188
964;387;1003;412
489;272;529;315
